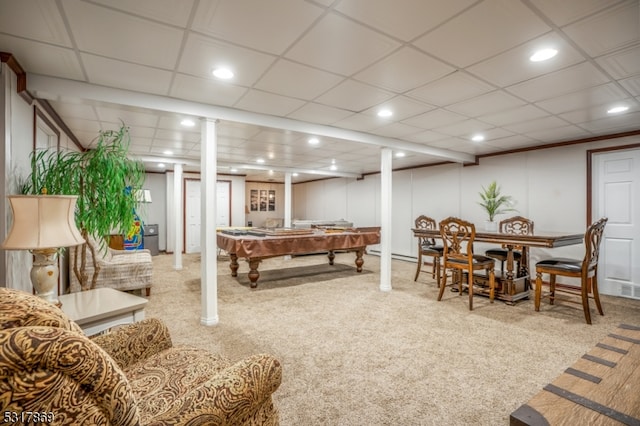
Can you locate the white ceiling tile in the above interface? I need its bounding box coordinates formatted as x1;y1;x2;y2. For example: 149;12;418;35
62;0;184;69
81;54;173;96
372;122;423;139
433;119;494;138
562;1;639;57
154;129;200;143
413;0;550;68
447;91;526;117
507;62;610;102
483;134;538;150
335;0;476;41
467;32;586;87
192;0;323;55
127;127;156;139
503;115;569;134
362;96;435;121
620;75;640;96
0;0;71;46
575;110;640;133
179;33;276;86
401;108;468;129
404;130;449;144
354;47;455;93
0;36;84;80
478;127;516;141
535;83;628;114
478;105;550;127
255;60;343;100
316;80;394;112
528;0;622;26
170;74;248;106
95;106;160;128
285;13;401;76
90;0;195;27
59;117;103;135
559;102;636;124
286;103;354;125
333;114;382;132
596;45;640;79
407;72;494;106
234;90;306;117
49;101;98;121
525;125;593;142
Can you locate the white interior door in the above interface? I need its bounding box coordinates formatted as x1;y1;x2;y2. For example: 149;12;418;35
594;148;640;298
185;180;201;254
185;180;231;253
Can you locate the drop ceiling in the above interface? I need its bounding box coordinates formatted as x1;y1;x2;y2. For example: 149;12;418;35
1;0;639;182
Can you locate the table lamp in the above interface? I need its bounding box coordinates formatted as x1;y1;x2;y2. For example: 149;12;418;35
1;195;85;305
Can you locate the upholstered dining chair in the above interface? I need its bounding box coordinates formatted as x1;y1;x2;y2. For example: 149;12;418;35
485;216;534;278
414;215;444;284
534;217;608;324
438;217;495;310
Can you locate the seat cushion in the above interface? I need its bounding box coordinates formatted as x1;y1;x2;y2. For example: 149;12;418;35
125;347;231;423
485;248;522;261
447;255;494;267
421;245;444;255
536;258;582;272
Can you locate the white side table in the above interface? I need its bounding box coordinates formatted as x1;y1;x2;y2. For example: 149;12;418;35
59;288;148;336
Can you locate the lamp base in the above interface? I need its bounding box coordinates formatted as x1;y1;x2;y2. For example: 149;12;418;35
30;248;60;305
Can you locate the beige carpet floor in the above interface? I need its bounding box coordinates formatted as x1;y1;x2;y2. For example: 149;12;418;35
142;252;640;426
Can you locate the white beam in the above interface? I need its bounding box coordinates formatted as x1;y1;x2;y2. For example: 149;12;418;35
28;74;475;164
173;163;183;270
380;148;392;292
200;118;218;326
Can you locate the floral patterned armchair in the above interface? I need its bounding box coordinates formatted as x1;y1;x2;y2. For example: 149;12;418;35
0;288;282;425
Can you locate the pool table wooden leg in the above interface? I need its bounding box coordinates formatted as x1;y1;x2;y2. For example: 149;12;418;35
229;253;239;277
248;258;261;288
355;248;365;272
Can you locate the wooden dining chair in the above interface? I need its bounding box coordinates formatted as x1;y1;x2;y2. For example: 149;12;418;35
438;217;495;310
534;217;608;324
414;215;444;284
485;216;534;277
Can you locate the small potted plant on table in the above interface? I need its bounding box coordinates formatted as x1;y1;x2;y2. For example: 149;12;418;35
478;181;516;231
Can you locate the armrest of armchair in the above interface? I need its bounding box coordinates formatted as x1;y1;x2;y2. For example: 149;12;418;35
92;318;173;369
149;353;282;425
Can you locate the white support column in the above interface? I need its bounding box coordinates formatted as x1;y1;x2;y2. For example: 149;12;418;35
284;172;292;228
173;163;183;270
380;148;392;292
200;118;219;326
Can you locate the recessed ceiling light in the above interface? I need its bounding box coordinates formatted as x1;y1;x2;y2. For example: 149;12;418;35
256;158;265;164
293;172;299;177
472;134;485;142
164;150;173;155
607;105;629;114
308;137;319;145
230;168;238;173
530;48;558;62
158;163;166;168
330;164;337;171
395;152;406;158
377;109;393;118
181;119;195;127
212;67;234;79
268;170;274;175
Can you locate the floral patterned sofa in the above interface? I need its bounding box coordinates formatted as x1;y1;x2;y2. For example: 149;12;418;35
0;288;282;425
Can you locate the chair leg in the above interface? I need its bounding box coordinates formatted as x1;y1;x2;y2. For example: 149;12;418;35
414;251;422;281
549;275;556;305
468;269;474;311
592;275;604;316
431;257;436;279
535;271;542;312
489;267;495;303
145;287;151;297
434;256;441;286
581;277;592;325
437;267;447;301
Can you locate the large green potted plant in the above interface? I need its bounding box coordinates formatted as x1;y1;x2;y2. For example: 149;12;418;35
22;124;145;291
478;181;516;231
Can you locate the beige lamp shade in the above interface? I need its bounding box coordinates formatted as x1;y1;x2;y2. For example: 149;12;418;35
2;195;85;250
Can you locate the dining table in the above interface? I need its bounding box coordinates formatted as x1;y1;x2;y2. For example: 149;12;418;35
412;227;585;303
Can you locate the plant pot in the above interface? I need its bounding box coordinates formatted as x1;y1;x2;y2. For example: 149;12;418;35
484;220;497;232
